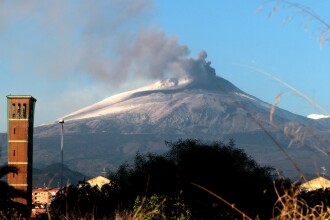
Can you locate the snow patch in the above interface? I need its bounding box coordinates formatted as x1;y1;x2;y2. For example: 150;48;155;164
234;92;256;101
307;114;330;120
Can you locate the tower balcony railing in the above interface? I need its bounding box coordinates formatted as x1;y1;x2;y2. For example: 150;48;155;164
10;114;29;119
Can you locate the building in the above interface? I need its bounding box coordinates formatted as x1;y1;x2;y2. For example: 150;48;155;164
32;188;59;205
87;176;111;188
31;188;59;217
7;95;36;205
300;176;330;191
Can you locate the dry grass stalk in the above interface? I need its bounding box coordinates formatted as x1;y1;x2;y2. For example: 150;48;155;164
273;185;330;219
191;182;252;220
115;196;165;220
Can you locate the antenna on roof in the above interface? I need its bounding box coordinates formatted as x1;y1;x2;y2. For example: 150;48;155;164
321;166;326;177
101;168;108;177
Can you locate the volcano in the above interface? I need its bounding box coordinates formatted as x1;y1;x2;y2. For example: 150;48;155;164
30;58;330;180
2;57;330;184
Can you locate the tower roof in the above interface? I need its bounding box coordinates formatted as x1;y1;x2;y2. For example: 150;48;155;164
7;95;37;101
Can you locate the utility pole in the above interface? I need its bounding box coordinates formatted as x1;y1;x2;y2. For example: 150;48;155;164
59;119;64;189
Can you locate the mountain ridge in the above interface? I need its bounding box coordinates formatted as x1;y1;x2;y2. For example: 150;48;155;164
27;73;330;178
62;75;243;122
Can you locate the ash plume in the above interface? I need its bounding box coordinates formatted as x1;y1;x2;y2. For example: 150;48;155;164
0;0;216;88
182;50;217;81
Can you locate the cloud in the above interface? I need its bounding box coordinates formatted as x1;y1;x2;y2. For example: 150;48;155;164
109;29;190;83
0;0;220;130
0;0;216;89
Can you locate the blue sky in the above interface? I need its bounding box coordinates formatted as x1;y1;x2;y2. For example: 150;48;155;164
0;0;329;132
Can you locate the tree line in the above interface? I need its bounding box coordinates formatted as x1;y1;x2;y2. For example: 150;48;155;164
49;139;280;219
2;138;323;219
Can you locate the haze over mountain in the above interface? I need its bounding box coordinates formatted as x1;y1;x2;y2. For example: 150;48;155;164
1;53;330;183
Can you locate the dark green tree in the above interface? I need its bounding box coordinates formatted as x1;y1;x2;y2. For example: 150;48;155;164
110;139;278;219
50;139;287;219
50;181;111;219
0;164;28;217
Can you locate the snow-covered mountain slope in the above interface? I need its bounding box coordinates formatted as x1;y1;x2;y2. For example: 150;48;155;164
59;74;308;134
63;77;193;121
62;75;244;122
29;71;330;179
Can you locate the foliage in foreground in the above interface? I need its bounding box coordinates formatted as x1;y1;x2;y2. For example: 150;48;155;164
274;186;330;219
109;139;278;219
48;184;191;219
48;139;279;219
116;194;191;220
18;139;330;219
0;164;29;218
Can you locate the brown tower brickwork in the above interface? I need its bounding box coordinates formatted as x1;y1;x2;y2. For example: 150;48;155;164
7;95;36;205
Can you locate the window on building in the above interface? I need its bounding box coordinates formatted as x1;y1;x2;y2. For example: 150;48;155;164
12;103;16;118
17;104;21;119
14;128;15;135
23;104;26;118
13;150;15;156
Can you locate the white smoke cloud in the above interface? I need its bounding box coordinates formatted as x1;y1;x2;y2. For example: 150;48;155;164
0;0;219;130
0;0;217;88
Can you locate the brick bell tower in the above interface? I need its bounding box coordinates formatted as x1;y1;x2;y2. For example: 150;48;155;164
7;95;36;205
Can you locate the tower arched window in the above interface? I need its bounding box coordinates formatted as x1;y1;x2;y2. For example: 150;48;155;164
18;104;21;119
12;103;16;118
23;104;27;118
